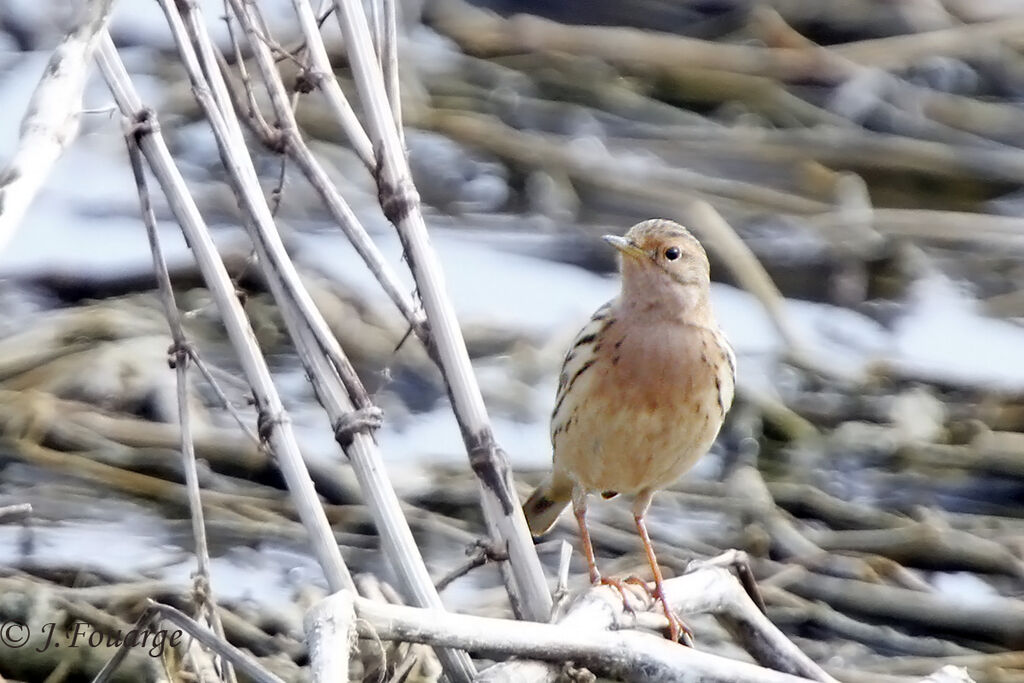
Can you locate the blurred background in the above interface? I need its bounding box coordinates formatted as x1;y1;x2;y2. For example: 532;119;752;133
1;0;1023;681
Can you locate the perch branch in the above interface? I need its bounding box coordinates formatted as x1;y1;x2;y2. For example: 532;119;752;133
485;563;836;683
331;574;826;683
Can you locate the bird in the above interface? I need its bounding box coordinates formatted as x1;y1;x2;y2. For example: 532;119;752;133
523;218;735;644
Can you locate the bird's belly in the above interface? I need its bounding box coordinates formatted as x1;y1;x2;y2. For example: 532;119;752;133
555;362;724;495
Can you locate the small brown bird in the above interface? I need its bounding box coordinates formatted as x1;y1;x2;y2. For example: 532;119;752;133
523;219;735;643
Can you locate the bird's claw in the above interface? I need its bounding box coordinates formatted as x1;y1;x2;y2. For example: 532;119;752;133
664;608;695;646
592;575;693;645
592;575;642;616
651;584;695;646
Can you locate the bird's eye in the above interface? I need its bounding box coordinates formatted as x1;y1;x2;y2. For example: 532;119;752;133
664;247;681;261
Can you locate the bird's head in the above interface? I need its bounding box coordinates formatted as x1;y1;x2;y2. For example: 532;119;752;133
603;219;712;317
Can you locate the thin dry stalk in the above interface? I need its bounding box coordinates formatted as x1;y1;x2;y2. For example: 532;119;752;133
381;0;403;146
154;602;284;683
289;0;374;168
164;0;375;438
228;3;425;333
329;0;553;623
428;0;846;82
163;2;476;677
653;125;1024;185
0;0;116;251
95;34;355;592
421;109;825;214
91;608;162;683
305;591;356;683
124;129;235;683
186;350;260;443
832;16;1024;68
275;272;477;681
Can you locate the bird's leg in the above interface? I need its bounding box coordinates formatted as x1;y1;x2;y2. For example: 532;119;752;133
634;492;694;646
571;486;602;585
572;486;640;612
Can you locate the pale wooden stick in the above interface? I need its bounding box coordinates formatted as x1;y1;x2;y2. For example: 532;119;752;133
124;129;235;683
424;109;826;214
231;3;426;333
832;17;1024;69
0;0;115;251
779;568;1024;646
427;0;845;82
346;586;820;683
165;3;476;678
91;608;162;683
658;124;1024;185
305;591;356;683
488;563;836;683
95;35;355;593
276;272;477;681
381;0;404;146
369;0;383;65
164;0;373;434
812;209;1024;251
288;0;375;168
0;503;32;521
151;602;284;683
330;0;553;623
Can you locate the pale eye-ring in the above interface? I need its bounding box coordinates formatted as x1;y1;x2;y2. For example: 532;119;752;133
664;246;681;261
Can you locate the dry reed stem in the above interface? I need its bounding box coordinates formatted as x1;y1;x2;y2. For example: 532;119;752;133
93;602;284;683
0;0;115;251
95;34;355;591
304;591;356;683
329;0;553;624
124;127;235;683
213;1;477;677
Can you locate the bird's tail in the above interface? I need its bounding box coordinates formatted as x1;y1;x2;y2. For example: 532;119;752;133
522;472;573;536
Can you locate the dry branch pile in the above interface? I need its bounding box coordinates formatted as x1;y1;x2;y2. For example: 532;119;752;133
1;0;1024;682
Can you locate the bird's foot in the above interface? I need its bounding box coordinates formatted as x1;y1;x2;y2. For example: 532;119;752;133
620;574;649;588
594;575;694;645
651;584;695;647
663;608;694;646
622;577;695;646
591;574;644;615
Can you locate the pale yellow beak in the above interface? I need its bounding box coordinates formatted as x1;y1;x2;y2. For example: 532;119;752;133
603;235;646;260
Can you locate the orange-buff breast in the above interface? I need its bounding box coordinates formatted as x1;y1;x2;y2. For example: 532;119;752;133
551;316;729;496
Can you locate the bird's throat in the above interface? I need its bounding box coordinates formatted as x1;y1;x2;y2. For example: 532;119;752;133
620;276;714;328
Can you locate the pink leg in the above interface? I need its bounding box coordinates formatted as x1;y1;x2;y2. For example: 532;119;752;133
572;487;640;611
634;491;694;646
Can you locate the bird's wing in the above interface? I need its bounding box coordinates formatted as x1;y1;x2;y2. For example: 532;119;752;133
713;328;737;417
550;299;616;441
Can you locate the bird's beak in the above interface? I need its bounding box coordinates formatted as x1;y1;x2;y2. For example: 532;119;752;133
602;235;646;260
